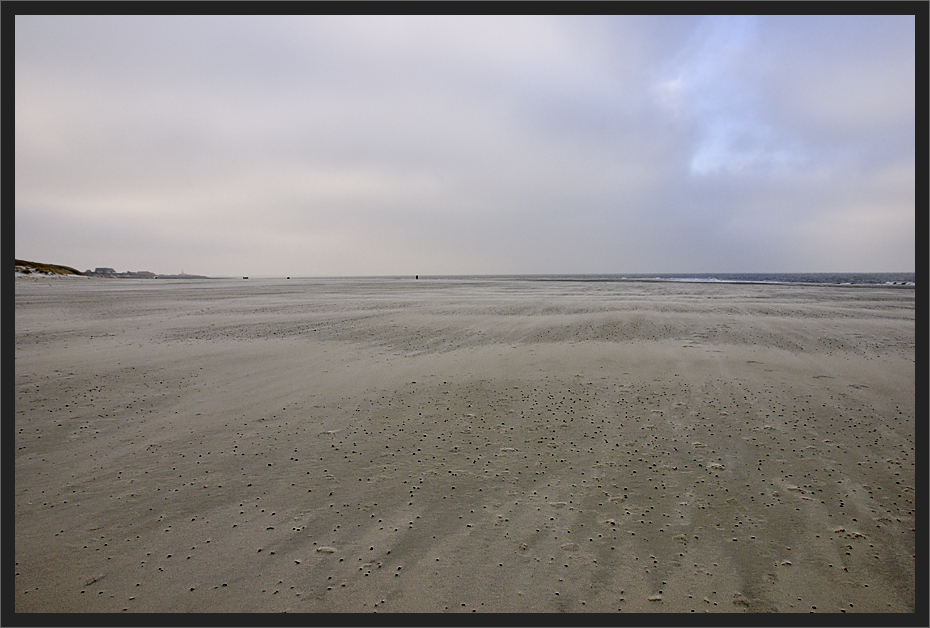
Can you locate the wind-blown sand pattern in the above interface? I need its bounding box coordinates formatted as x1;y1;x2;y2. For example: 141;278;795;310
14;277;915;613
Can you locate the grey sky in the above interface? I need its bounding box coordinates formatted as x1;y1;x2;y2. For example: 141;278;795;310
15;15;915;276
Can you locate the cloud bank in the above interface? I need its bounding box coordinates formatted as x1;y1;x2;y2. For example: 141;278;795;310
15;15;915;275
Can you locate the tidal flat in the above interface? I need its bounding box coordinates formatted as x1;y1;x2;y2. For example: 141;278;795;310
14;277;915;613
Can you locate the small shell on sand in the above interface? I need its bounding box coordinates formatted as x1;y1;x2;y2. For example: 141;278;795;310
316;546;337;553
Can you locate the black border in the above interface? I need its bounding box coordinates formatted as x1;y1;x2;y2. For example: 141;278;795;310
4;3;926;627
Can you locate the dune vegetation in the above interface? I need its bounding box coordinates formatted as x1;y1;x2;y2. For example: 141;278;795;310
15;259;85;276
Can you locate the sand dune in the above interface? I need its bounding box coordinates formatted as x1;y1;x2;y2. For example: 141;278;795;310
14;277;915;613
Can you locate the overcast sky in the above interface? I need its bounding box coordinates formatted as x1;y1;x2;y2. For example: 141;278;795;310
15;15;915;276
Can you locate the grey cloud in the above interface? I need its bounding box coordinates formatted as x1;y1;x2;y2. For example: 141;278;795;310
15;15;914;275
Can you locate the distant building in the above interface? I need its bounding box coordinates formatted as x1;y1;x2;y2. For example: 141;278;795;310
83;267;207;279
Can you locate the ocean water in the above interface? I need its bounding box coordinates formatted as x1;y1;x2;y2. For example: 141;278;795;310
420;273;915;287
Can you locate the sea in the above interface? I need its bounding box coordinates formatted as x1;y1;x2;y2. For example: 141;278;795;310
419;273;915;287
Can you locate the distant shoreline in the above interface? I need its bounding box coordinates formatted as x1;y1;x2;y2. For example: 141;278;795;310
206;273;915;288
13;263;913;288
14;259;208;279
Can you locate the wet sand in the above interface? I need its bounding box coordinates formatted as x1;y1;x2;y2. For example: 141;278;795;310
14;277;915;613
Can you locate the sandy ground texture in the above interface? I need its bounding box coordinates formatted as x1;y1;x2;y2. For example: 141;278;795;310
14;277;916;614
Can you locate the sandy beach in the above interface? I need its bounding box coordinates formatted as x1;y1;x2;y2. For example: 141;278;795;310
14;276;915;613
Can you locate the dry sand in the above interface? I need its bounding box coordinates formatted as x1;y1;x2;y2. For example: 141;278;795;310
14;277;915;614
